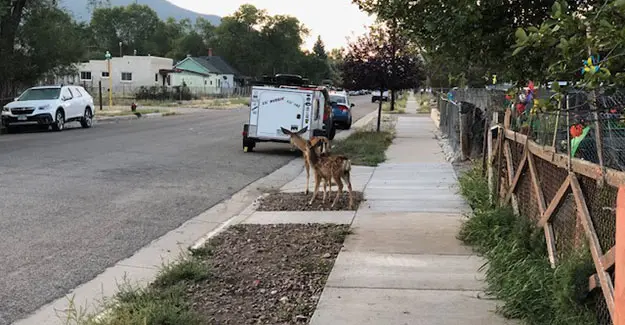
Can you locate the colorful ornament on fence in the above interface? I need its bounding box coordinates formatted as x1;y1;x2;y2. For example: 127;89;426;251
447;91;455;102
570;123;584;138
492;74;497;84
581;55;600;75
516;102;526;114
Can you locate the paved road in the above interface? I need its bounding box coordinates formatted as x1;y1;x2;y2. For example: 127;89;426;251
0;95;375;324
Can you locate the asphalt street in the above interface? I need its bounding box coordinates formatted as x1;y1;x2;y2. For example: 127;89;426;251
0;95;376;324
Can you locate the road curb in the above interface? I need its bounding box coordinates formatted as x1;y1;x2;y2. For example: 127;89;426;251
94;112;165;123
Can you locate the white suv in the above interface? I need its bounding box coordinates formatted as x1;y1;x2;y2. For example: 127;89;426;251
1;85;95;132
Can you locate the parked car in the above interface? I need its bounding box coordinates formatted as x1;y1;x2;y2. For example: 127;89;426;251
1;85;95;133
329;91;354;129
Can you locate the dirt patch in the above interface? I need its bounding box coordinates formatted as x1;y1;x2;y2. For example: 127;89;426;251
257;191;364;211
73;224;349;325
189;224;349;324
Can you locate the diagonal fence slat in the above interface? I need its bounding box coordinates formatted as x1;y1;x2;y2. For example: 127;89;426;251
492;127;620;324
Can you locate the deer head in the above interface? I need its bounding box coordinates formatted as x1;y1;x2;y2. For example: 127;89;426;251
281;126;309;152
309;137;330;155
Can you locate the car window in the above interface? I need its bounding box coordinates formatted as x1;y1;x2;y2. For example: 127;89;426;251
18;88;62;101
329;95;346;104
73;87;83;97
62;87;73;99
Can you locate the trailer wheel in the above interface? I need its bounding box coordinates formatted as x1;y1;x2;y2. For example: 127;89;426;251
243;139;255;152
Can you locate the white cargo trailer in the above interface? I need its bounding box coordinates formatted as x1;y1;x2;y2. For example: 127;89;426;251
242;82;335;152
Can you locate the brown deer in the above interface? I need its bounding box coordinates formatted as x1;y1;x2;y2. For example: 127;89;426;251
306;139;354;209
280;127;331;194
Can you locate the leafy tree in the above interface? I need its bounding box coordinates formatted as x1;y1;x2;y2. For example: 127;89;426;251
0;0;86;98
512;0;625;90
313;36;328;60
90;4;161;57
328;48;346;86
353;0;557;86
342;23;423;110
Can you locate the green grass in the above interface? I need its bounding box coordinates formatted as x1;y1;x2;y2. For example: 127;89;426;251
332;130;394;166
416;93;433;113
457;165;597;325
62;257;209;325
381;94;408;114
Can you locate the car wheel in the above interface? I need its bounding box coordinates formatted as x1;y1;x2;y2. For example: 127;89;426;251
80;108;93;128
52;110;64;131
346;117;352;130
328;124;336;140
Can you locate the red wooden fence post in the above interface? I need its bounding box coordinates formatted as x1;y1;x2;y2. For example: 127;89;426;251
615;186;625;324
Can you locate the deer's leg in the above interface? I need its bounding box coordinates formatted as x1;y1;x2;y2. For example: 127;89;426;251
322;176;327;203
304;158;310;195
309;173;321;206
331;175;344;208
343;171;354;209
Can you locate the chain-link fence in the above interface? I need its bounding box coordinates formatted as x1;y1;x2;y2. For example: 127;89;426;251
436;87;624;324
515;90;625;172
486;91;624;325
435;88;506;160
80;83;252;107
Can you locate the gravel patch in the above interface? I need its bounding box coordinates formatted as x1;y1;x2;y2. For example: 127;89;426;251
188;224;349;324
257;191;364;211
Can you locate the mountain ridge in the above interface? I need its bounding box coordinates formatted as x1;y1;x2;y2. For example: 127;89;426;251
60;0;221;25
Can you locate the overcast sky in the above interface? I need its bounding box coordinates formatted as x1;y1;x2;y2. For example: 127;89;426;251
168;0;376;50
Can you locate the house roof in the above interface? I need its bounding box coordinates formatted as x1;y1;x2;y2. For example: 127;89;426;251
159;68;211;77
197;56;240;76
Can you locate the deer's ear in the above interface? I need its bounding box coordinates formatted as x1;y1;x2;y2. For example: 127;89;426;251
296;126;308;135
280;127;291;135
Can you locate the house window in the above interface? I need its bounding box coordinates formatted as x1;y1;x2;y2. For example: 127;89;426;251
155;73;158;82
166;75;171;86
210;80;213;85
204;79;207;85
218;79;221;87
80;71;92;80
121;72;132;81
101;71;109;78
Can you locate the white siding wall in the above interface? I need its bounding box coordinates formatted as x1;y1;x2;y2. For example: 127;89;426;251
69;56;173;94
169;71;221;95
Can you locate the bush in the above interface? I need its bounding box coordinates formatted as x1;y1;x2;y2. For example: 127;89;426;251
458;164;597;325
134;85;195;101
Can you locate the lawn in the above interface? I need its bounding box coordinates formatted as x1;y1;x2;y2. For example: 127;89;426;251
332;130;394;166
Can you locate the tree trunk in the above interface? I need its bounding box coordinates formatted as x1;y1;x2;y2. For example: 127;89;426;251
377;87;383;132
390;88;396;111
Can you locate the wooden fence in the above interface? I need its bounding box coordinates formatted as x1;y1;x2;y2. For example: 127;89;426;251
490;124;619;324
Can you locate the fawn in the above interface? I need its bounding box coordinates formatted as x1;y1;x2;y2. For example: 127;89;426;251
280;127;331;194
306;139;354;209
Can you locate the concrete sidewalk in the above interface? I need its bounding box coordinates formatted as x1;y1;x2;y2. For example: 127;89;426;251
309;97;515;324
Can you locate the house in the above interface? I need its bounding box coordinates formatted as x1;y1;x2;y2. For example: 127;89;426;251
61;55;174;95
163;50;242;95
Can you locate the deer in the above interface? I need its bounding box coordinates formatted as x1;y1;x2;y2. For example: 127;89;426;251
280;126;332;195
306;139;354;209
